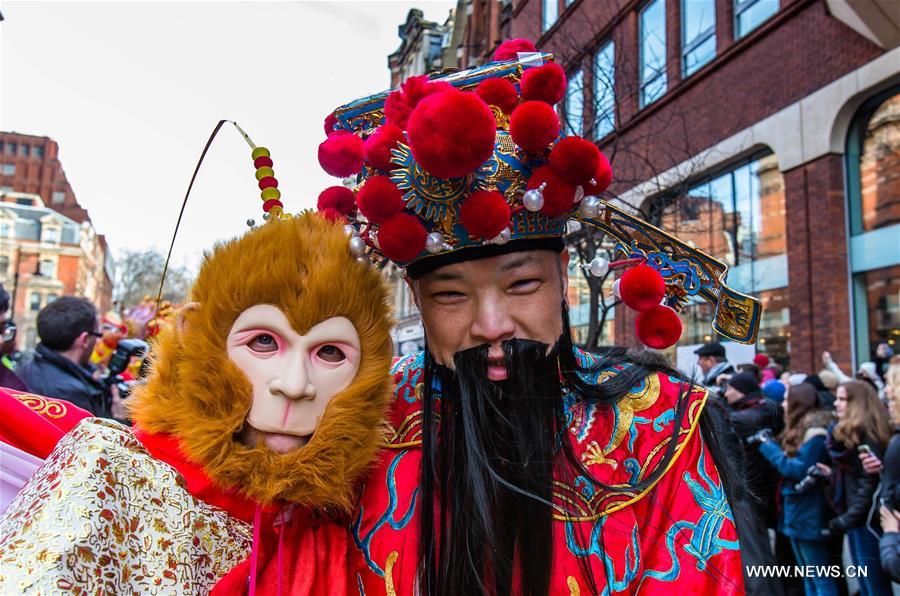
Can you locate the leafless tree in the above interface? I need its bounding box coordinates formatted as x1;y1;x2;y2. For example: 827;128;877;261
113;249;193;310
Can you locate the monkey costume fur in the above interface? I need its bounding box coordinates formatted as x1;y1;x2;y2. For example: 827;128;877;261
0;213;393;594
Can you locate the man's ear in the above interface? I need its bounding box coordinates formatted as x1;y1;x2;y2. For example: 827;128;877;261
176;302;200;335
559;250;570;297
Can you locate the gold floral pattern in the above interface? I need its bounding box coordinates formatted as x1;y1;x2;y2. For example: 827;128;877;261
0;419;252;594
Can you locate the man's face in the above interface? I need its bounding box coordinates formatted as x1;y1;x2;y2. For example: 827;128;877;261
227;304;361;454
724;384;744;404
411;250;567;381
697;355;716;374
78;316;101;365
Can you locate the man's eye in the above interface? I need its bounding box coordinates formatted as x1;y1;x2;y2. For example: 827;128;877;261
433;291;465;302
248;334;278;353
316;344;346;363
510;279;540;292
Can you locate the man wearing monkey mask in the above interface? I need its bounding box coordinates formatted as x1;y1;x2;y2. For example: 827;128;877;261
320;39;777;595
0;212;394;594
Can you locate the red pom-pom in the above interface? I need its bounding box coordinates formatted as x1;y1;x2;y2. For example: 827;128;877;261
384;76;455;130
262;199;283;212
318;131;364;178
526;165;575;217
317;186;356;216
619;264;666;312
378;212;427;262
583;151;613;195
520;63;567;106
253;155;274;169
356;175;405;224
320;207;344;223
407;90;496;179
475;78;519;114
324;112;339;137
493;39;537;62
364;124;404;171
459;190;511;240
549;137;601;187
636;305;683;349
258;176;278;190
510;101;560;152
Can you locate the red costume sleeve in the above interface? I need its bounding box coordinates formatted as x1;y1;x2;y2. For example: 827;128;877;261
0;388;92;458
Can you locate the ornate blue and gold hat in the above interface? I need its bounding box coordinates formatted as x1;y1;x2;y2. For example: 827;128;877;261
315;40;762;347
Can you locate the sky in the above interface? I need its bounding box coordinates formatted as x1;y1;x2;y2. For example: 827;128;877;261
0;0;455;268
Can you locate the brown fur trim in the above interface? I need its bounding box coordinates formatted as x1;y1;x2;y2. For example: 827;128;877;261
129;213;394;511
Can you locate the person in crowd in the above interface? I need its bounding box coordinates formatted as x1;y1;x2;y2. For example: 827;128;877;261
859;362;900;583
0;286;26;391
16;296;121;417
727;372;784;530
822;351;885;398
752;383;838;595
823;381;893;595
738;362;762;383
755;354;778;384
695;341;734;393
873;342;893;383
805;374;836;410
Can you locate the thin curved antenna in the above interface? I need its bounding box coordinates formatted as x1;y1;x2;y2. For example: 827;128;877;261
151;119;255;327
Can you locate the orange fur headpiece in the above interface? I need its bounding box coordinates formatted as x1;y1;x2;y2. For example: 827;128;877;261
129;212;394;511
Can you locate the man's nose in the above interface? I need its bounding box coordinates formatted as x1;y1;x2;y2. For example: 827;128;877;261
271;359;316;400
470;298;515;346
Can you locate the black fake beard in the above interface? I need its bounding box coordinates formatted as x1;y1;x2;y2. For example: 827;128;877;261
419;338;565;596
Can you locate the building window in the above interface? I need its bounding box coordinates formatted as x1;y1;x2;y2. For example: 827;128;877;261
651;152;789;359
0;255;8;275
33;146;44;158
51;191;66;205
1;164;14;176
5;143;16;155
639;0;667;108
594;41;615;140
682;0;716;76
846;89;900;362
46;293;58;304
42;227;60;244
735;0;778;39
0;222;9;238
542;0;558;33
40;259;56;278
565;68;584;136
19;145;30;157
29;292;41;312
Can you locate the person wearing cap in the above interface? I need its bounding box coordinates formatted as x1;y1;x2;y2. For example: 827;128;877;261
326;40;775;595
695;341;735;393
754;353;777;384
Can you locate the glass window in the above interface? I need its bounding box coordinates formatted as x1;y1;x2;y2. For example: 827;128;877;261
565;68;584;136
46;293;58;304
40;259;56;278
542;0;559;33
735;0;778;38
51;191;66;204
0;255;9;274
1;164;15;176
639;0;667;108
594;41;615;139
653;152;788;358
19;145;30;157
682;0;716;76
29;292;41;312
847;90;900;362
43;227;59;244
33;146;44;158
6;143;16;155
0;222;8;238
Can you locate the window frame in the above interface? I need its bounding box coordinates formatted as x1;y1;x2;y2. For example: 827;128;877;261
638;0;668;109
734;0;779;39
542;0;559;33
593;40;616;140
681;0;716;77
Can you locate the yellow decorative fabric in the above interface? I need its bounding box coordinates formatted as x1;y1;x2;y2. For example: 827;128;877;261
0;418;252;594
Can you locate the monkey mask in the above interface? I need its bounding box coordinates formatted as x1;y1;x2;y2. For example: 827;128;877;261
129;213;393;512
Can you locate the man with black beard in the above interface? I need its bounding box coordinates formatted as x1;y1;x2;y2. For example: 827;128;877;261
322;39;777;595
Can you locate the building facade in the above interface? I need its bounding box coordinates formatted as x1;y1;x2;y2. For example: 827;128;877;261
0;132;113;352
506;0;899;372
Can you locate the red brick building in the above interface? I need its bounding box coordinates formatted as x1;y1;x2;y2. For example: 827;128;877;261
498;0;900;372
0;133;113;351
